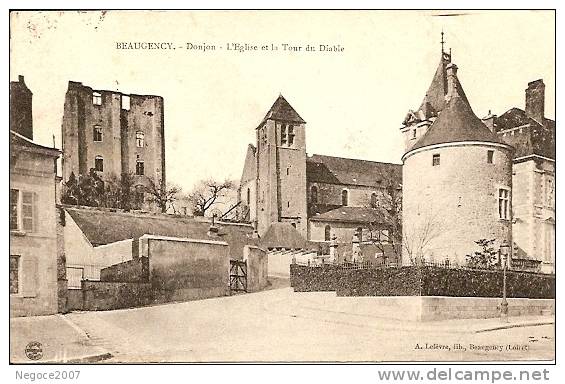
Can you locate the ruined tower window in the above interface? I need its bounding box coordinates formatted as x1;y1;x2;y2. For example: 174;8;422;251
487;150;494;164
324;225;331;241
311;186;318;204
371;192;378;208
94;156;104;172
136;131;145;147
121;95;130;110
93;125;103;142
136;160;145;176
92;92;102;106
432;154;440;166
498;188;510;220
341;189;349;206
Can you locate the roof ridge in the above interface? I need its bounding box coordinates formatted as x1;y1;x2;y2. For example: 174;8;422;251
308;153;402;166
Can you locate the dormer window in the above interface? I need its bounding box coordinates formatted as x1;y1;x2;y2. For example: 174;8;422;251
93;92;102;106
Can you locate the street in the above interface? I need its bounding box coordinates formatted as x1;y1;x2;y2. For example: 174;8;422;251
57;282;554;363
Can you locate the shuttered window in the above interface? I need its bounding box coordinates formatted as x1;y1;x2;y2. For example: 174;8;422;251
9;190;36;232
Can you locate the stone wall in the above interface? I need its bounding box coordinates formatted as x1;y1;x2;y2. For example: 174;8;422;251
141;235;230;303
82;280;153;311
100;257;149;283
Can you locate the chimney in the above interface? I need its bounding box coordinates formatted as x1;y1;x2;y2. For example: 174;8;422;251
482;110;497;133
444;63;459;102
525;79;545;124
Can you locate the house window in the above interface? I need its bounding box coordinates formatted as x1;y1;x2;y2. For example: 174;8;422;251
341;189;349;206
94;156;104;172
136;160;145;176
10;256;20;294
92;92;102;106
121;95;130;110
487;150;494;164
10;189;34;232
93;125;103;142
10;189;19;230
136;131;145;147
246;188;251;205
371;192;378;208
432;154;440;166
324;225;331;241
498;188;510;220
311;186;318;204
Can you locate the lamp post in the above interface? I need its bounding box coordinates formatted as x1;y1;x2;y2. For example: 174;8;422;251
500;240;510;322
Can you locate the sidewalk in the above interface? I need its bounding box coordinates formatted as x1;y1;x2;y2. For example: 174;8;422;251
282;289;554;334
10;314;112;364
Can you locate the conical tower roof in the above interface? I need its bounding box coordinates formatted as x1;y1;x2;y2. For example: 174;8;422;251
258;94;305;128
409;63;507;153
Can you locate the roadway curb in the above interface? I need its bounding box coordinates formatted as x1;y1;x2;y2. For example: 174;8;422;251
475;321;554;333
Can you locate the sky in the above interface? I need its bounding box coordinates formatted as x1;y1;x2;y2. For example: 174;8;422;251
9;10;555;193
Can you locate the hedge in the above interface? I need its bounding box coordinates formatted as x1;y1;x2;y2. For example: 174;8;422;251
290;264;555;299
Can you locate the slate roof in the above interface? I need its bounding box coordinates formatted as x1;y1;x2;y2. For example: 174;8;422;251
306;154;402;188
409;64;507;153
64;206;256;259
10;130;60;157
494;108;555;160
258;222;309;250
258;94;306;128
309;206;387;224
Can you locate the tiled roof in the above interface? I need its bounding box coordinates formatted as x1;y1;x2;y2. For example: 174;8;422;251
258;222;308;250
409;64;506;153
309;206;387;224
494;108;555;160
259;94;305;127
64;206;255;259
306;154;402;188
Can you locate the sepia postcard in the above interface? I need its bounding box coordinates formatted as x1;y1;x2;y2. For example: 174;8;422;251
8;9;556;369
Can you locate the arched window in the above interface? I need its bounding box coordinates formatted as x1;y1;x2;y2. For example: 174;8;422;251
371;192;378;208
341;189;349;206
311;185;318;204
246;188;250;205
324;225;331;241
93;125;102;142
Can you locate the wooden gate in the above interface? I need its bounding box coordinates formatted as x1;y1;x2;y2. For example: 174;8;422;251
229;260;247;294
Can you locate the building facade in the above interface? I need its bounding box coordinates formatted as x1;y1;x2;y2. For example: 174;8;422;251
61;81;165;206
486;80;556;273
10;131;61;316
238;95;402;253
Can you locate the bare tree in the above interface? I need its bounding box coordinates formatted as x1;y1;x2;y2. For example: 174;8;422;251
402;208;444;266
142;176;181;213
187;179;235;217
365;167;403;262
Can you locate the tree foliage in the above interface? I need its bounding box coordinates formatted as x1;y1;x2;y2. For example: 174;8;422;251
142;176;181;213
466;238;499;270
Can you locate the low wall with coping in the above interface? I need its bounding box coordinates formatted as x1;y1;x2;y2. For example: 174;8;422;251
100;257;149;283
81;280;153;311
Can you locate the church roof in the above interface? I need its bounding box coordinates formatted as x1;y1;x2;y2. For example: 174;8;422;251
306;154;402;188
258;94;306;128
408;64;507;153
309;206;387;224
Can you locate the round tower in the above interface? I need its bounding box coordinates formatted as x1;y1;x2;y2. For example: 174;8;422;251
401;62;514;266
